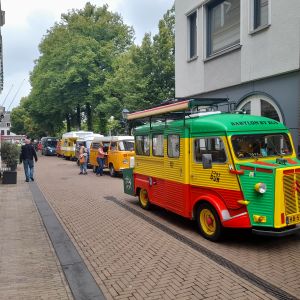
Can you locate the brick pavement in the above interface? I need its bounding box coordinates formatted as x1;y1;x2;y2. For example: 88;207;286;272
34;156;297;300
0;167;73;300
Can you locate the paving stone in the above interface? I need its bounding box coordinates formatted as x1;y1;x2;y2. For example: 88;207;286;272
32;156;300;299
0;168;72;299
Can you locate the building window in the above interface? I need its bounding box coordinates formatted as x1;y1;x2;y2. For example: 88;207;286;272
6;122;10;127
152;134;164;157
168;135;180;158
7;130;10;135
237;94;282;122
207;0;240;56
1;130;4;135
253;0;269;30
194;137;226;163
187;11;197;60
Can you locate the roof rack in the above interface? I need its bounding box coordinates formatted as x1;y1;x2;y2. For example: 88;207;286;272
127;98;228;121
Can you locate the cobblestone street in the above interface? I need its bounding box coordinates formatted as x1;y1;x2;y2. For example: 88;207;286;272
26;156;300;299
1;156;300;299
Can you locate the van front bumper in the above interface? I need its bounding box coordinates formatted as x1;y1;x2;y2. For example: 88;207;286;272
252;225;300;237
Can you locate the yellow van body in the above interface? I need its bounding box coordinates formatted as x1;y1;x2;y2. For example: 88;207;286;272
90;136;134;176
60;131;94;160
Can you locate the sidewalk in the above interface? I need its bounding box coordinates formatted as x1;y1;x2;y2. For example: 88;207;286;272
0;168;72;299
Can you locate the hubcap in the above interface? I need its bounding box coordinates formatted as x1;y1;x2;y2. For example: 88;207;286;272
200;208;216;236
140;189;148;207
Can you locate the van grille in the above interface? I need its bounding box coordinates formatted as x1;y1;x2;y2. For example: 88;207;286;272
283;170;300;215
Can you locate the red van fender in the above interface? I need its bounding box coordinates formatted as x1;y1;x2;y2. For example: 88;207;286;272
134;175;149;195
193;196;251;228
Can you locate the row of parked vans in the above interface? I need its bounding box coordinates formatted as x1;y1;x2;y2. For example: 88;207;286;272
54;131;135;176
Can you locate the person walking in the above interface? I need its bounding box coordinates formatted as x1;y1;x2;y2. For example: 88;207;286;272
96;143;106;176
19;138;38;182
78;144;88;175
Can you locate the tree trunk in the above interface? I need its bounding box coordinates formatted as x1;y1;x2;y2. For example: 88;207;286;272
98;111;107;135
76;104;81;130
86;102;93;131
66;114;71;132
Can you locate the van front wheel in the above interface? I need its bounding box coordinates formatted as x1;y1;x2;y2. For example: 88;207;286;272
139;189;150;210
197;203;222;242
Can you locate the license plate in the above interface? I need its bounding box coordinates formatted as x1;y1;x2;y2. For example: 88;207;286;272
286;213;300;225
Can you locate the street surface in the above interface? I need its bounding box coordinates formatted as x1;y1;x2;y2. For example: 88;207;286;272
34;156;300;300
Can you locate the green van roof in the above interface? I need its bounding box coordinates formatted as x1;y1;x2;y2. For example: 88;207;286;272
134;113;288;136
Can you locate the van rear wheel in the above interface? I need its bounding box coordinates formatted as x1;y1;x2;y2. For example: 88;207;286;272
139;189;150;210
109;164;116;177
197;203;222;242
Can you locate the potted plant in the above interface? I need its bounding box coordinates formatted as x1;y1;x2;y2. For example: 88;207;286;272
0;142;20;184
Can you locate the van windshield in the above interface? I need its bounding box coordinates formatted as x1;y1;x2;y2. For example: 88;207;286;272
231;133;292;159
46;140;57;147
119;141;134;151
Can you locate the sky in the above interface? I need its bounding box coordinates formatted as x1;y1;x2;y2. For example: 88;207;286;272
0;0;174;111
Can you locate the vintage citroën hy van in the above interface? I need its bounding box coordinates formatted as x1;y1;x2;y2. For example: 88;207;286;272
123;99;300;241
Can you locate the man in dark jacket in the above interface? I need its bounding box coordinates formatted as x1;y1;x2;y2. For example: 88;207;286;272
20;138;38;182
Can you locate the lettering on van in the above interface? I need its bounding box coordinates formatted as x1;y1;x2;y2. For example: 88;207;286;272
210;171;221;183
231;120;278;126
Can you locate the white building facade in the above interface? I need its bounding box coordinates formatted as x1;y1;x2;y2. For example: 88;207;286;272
175;0;300;151
0;110;10;136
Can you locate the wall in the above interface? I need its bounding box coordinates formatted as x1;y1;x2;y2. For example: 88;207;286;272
175;0;300;98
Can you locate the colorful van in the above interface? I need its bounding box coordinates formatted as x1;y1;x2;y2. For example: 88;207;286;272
61;131;93;160
89;136;134;176
123;99;300;241
56;139;62;157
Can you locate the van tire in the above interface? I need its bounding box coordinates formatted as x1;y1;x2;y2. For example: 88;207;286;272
139;188;151;210
109;164;116;177
196;203;223;242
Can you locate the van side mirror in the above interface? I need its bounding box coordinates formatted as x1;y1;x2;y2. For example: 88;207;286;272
202;154;212;169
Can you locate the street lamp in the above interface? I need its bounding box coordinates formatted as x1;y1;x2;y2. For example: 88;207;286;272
122;108;129;120
122;109;129;135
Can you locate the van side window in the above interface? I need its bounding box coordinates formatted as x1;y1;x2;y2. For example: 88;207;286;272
168;135;180;158
103;142;110;153
152;134;164;157
111;142;117;151
194;137;226;163
92;143;100;150
135;135;150;156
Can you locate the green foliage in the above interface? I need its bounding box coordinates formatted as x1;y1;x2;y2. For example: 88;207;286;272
0;142;20;170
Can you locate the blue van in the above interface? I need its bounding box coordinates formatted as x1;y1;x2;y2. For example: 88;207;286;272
41;137;58;156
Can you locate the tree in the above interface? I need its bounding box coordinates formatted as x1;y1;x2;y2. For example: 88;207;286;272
28;3;134;134
99;5;175;133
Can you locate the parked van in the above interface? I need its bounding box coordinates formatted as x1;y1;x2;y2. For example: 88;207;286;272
75;133;103;164
41;137;58;156
123;99;300;241
56;139;62;157
61;131;93;160
90;136;134;176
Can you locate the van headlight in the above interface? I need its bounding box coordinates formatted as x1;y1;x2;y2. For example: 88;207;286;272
255;183;267;194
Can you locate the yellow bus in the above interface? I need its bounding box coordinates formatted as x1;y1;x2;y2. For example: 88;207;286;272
60;131;93;160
